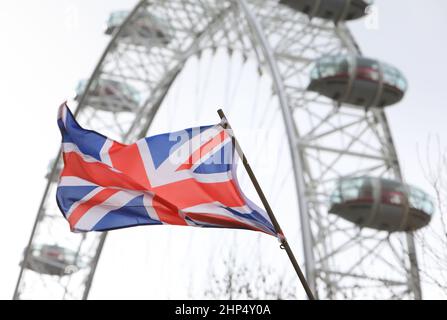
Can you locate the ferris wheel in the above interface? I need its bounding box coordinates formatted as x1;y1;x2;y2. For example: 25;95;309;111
13;0;433;300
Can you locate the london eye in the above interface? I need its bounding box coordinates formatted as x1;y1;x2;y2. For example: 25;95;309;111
13;0;432;300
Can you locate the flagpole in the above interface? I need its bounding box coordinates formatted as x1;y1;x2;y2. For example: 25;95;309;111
217;109;316;300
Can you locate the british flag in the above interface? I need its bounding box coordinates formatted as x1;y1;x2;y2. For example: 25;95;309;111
56;103;276;236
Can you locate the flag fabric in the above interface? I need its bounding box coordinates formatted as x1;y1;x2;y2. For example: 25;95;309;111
56;103;276;236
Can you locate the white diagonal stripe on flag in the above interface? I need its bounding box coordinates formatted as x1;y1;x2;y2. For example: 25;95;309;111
100;139;114;166
59;176;98;187
74;190;141;231
65;187;104;219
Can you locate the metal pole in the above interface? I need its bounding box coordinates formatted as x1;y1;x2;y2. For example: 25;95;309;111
82;233;107;300
13;151;62;300
374;110;423;299
217;109;316;301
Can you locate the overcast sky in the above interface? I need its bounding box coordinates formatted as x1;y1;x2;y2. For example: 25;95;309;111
0;0;446;299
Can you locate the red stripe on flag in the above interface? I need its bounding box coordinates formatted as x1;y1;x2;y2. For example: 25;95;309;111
176;130;228;171
61;152;146;190
68;188;120;230
153;178;245;209
151;195;188;226
109;142;151;189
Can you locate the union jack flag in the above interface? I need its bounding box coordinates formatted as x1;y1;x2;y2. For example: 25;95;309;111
56;103;276;236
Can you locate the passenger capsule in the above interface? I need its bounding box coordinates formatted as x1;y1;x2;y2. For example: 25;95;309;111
279;0;372;22
329;176;434;232
308;55;407;108
75;79;140;113
21;245;81;276
105;10;171;46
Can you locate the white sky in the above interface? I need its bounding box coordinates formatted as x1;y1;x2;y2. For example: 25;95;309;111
0;0;446;299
